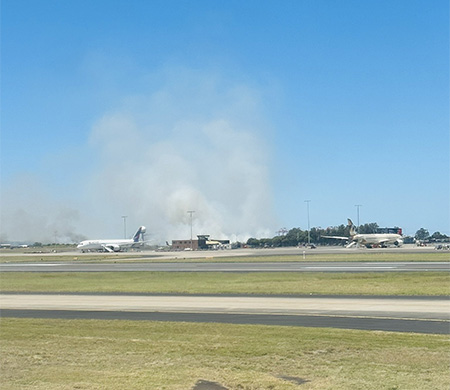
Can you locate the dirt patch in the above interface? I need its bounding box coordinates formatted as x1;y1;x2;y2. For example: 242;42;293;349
192;379;228;390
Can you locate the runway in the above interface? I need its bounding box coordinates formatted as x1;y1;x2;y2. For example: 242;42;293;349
1;293;448;334
1;261;448;272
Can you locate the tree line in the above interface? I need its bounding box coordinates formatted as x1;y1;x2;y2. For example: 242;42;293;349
245;223;449;248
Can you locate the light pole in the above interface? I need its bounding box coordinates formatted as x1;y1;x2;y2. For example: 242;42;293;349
305;200;311;245
354;205;362;229
187;210;195;250
122;216;128;238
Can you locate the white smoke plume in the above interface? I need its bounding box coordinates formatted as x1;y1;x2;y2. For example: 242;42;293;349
86;68;277;243
1;174;86;243
0;68;277;244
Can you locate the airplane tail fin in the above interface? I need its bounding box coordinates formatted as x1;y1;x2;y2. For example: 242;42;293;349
347;219;357;236
133;226;146;242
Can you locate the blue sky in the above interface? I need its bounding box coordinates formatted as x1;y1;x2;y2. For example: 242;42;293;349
1;0;449;243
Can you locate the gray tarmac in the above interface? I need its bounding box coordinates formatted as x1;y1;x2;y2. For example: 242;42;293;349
1;261;448;272
1;293;448;334
2;309;448;334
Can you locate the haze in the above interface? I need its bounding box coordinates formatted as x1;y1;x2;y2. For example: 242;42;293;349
1;1;448;243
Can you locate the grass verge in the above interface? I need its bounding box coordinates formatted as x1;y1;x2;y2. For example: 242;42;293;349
1;251;449;263
1;271;449;295
1;318;448;390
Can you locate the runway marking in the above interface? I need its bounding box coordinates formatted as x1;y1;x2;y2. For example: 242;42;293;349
304;266;396;269
0;263;60;266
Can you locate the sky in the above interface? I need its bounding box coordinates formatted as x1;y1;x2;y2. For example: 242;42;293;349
1;0;449;243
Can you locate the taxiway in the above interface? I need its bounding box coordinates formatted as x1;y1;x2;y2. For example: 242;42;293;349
1;261;448;272
1;293;448;334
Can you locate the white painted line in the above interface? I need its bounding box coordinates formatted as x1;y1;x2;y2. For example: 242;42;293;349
304;266;396;269
0;263;61;266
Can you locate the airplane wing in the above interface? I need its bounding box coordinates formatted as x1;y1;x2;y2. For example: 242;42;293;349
321;236;349;240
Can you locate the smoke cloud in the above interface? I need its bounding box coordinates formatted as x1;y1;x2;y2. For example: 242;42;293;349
86;68;277;243
1;174;86;243
1;67;277;244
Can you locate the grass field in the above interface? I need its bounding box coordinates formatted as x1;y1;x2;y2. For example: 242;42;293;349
2;251;449;389
1;250;449;263
1;271;449;296
2;318;449;390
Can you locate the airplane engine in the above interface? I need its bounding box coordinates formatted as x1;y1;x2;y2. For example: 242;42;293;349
109;244;121;252
394;239;403;247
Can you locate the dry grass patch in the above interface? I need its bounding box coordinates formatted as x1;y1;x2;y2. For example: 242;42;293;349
1;318;449;390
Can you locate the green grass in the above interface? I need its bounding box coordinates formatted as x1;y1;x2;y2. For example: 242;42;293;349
1;251;449;263
1;271;449;295
1;318;448;390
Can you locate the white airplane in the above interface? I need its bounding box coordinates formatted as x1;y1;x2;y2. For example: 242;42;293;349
77;226;146;252
323;219;403;248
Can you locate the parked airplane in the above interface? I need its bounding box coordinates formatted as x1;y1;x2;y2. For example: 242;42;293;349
0;243;28;249
323;219;403;248
77;226;146;252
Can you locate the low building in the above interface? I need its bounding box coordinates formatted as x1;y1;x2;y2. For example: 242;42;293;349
171;239;199;251
172;235;230;251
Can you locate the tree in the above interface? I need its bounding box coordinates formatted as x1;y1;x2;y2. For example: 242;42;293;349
246;238;260;247
430;232;449;241
284;228;302;246
309;227;321;243
271;236;284;247
415;228;430;241
259;238;272;247
358;223;379;234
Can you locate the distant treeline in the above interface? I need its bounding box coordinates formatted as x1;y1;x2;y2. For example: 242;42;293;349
245;223;449;248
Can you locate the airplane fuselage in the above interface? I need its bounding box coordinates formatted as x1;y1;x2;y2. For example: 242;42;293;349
77;239;135;252
77;226;146;252
352;233;403;247
322;220;403;248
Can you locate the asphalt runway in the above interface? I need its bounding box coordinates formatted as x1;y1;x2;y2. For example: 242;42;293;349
1;293;448;334
1;261;449;272
3;310;447;334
